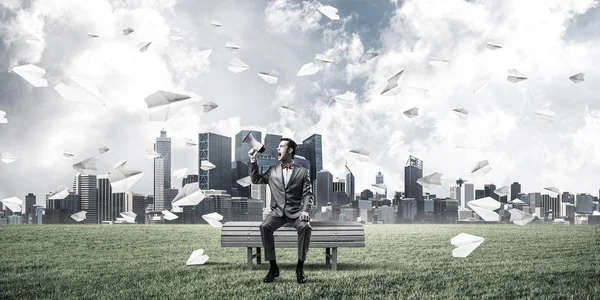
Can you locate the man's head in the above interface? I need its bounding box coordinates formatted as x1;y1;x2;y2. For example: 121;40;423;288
278;138;297;161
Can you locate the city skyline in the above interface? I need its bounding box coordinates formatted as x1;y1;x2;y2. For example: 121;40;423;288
3;1;600;207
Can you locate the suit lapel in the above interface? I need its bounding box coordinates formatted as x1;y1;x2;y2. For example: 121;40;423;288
286;165;301;190
273;163;285;190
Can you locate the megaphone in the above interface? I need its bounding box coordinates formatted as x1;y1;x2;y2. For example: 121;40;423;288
243;132;265;153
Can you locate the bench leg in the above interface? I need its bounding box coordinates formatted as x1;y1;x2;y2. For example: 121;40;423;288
247;247;253;270
332;247;338;271
325;247;331;265
257;247;262;265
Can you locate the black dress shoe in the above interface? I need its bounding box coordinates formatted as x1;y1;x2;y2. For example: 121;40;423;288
296;270;308;284
263;268;279;283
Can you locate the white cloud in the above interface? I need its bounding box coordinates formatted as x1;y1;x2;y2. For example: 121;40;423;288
264;0;323;34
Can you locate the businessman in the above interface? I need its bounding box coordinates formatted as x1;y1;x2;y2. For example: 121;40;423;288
249;138;314;284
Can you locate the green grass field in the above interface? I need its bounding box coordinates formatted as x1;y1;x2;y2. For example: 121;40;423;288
0;224;599;300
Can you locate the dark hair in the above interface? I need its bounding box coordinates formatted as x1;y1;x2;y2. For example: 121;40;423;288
280;138;297;158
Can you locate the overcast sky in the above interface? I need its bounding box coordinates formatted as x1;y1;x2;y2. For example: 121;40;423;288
1;0;600;207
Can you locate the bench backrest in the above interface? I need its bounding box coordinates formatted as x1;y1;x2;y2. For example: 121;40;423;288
221;221;366;248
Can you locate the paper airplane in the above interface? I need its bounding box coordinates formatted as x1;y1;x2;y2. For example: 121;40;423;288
49;185;70;200
202;212;223;228
228;58;249;73
87;33;99;38
122;27;134;35
416;172;443;189
0;110;6;123
225;42;240;50
11;64;48;87
453;108;469;119
485;41;502;50
120;211;137;223
63;151;75;157
200;160;216;171
114;160;127;169
108;167;144;193
380;70;404;95
314;54;331;65
317;5;340;20
1;197;23;213
185;139;197;146
451;233;485;258
237;176;252;187
296;62;320;76
493;186;509;197
473;80;489;94
510;198;525;205
507;69;528;83
534;109;555;121
509;209;535;226
54;75;106;105
403;107;419;118
24;35;41;44
210;20;222;27
1;152;16;164
145;149;160;159
349;148;370;158
172;168;188;179
202;100;218;113
71;210;87;222
137;41;152;52
186;249;209;265
371;183;387;192
172;183;206;206
544;186;560;194
569;73;584;83
471;160;491;174
73;157;97;172
258;70;279;84
162;210;178;220
362;51;379;62
98;146;110;155
332;92;356;109
279;105;295;113
429;57;450;67
467;197;501;222
144;90;192;121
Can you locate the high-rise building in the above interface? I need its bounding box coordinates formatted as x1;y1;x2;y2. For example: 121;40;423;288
484;184;496;200
528;192;542;208
575;194;594;214
475;189;484;199
345;165;355;203
154;128;171;211
126;192;146;224
541;194;560;219
97;175;115;223
510;182;521;201
251;184;267;202
77;174;98;224
463;183;474;208
404;156;423;220
333;178;345;193
449;185;460;202
25;193;36;216
182;175;199;188
360;189;374;200
374;171;386;198
296;134;323;183
198;132;233;193
234;130;262;198
316;170;333;209
560;192;574;204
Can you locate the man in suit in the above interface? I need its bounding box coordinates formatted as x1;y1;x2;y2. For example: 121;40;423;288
249;138;314;284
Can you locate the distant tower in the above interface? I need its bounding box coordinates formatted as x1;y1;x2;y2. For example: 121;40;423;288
376;171;384;184
404;156;423;220
154;128;172;211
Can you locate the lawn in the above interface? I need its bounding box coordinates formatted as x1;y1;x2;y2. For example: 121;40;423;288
0;224;599;300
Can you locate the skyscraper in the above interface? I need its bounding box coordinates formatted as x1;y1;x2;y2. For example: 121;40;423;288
154;129;171;211
375;171;386;199
234;130;262;198
475;189;484;199
198;132;232;193
404;156;423;220
97;175;113;223
345;165;355;203
296;134;323;183
182;175;199;188
25;193;36;216
510;182;521;201
484;184;496;199
78;174;98;224
463;183;474;208
316;170;333;209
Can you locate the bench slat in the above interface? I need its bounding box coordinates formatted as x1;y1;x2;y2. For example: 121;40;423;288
222;235;365;243
222;241;366;248
221;226;365;232
223;221;363;227
222;230;365;236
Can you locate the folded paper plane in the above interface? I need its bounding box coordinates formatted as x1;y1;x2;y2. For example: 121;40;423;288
237;176;252;187
71;210;87;222
11;64;48;87
451;233;484;257
507;69;527;83
186;249;209;265
380;70;404;95
509;209;535;226
403;107;419;118
200;160;216;171
416;172;443;189
162;210;178;220
202;212;223;228
172;183;206;206
317;5;340;20
73;157;97;172
108;167;144;193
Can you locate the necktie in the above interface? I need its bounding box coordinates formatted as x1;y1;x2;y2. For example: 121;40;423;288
282;163;292;169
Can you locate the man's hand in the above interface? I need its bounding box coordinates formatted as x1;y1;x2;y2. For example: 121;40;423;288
300;212;311;222
248;148;258;159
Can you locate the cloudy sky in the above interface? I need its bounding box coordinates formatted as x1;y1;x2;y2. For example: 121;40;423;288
1;0;600;207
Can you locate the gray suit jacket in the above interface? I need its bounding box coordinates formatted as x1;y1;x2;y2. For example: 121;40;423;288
250;161;314;219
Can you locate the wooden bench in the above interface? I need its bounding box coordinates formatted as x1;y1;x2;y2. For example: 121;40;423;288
221;221;366;271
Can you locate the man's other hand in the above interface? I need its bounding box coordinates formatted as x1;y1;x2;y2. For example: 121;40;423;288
300;212;311;222
248;148;258;159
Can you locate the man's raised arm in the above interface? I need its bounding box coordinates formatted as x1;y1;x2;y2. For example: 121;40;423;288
249;149;270;184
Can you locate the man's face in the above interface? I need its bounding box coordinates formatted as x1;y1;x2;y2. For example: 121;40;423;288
277;141;292;161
